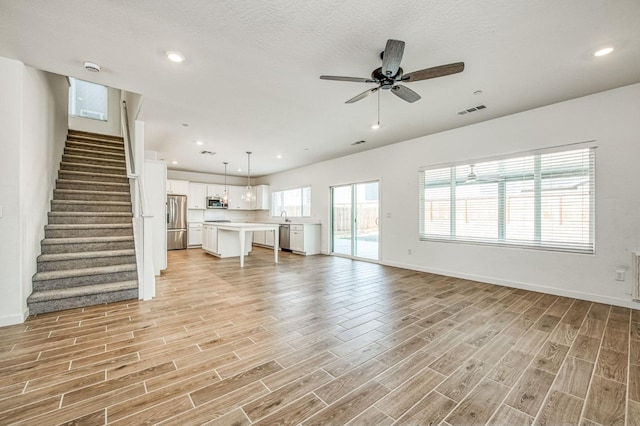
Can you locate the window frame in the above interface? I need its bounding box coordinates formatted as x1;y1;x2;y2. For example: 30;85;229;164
69;77;109;122
419;142;596;254
271;186;312;218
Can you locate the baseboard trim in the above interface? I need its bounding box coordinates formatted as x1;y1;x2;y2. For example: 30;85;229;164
0;308;29;327
381;260;640;309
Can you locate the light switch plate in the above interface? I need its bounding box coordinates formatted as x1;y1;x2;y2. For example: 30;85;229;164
0;205;3;218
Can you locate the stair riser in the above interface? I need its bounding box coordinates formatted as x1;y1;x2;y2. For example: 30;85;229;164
37;255;137;272
33;270;138;291
41;240;135;254
53;191;131;202
62;155;126;168
28;288;138;315
51;202;132;213
45;227;133;238
64;147;125;160
56;181;130;192
60;163;126;175
48;215;132;225
65;141;124;154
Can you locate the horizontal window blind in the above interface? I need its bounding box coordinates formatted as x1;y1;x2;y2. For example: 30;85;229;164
419;146;595;253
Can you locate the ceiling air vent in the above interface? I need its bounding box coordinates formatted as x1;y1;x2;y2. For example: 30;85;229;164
458;104;486;115
351;140;366;146
200;150;216;155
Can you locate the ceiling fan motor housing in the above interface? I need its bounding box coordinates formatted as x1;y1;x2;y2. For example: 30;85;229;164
372;67;402;89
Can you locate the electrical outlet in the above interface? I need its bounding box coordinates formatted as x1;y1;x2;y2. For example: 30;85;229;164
615;269;626;281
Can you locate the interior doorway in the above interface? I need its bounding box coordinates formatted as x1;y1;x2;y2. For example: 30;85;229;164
331;181;379;261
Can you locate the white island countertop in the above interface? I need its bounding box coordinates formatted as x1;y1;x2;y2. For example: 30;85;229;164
203;222;280;267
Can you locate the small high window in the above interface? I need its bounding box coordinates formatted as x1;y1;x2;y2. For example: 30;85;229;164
69;78;108;121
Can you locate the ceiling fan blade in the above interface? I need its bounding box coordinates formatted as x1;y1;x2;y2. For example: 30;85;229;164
391;85;421;103
402;62;465;82
381;39;405;77
346;87;378;104
320;75;376;83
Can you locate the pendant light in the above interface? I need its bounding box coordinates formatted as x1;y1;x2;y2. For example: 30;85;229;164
241;151;256;202
221;162;229;204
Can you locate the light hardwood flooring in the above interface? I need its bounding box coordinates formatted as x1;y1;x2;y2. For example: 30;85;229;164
1;247;639;425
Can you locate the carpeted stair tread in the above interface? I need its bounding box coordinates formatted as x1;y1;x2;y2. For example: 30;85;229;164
62;154;126;166
54;189;130;196
38;249;135;262
52;200;131;206
65;141;125;153
48;211;132;217
60;161;125;172
65;146;125;157
33;263;137;281
42;235;134;245
45;223;133;230
28;281;137;303
56;179;129;188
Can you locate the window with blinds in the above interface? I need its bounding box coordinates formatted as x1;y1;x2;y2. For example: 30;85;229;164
419;144;595;253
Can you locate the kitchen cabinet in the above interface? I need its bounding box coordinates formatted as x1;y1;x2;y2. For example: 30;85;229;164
188;183;206;209
167;179;189;195
226;185;250;210
265;229;275;246
290;224;321;255
227;185;270;210
202;224;218;254
188;223;203;246
206;184;226;198
254;185;270;210
252;230;266;245
252;229;276;248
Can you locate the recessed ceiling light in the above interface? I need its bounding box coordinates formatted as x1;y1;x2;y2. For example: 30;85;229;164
195;140;203;145
276;154;282;159
594;47;614;57
171;160;178;164
83;61;100;72
166;51;185;63
237;168;242;172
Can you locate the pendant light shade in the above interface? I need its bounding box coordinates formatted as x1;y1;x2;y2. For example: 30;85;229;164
222;162;229;204
241;152;256;202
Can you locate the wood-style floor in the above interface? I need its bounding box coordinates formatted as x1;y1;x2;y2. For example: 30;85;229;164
1;248;639;425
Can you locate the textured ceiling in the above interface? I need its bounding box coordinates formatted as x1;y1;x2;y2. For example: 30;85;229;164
1;0;639;177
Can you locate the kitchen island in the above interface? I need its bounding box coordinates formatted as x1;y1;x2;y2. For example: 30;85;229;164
202;222;280;267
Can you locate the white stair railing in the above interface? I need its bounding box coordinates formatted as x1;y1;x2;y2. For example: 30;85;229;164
121;100;155;300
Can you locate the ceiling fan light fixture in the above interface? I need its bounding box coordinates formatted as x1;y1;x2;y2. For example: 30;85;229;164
593;47;614;57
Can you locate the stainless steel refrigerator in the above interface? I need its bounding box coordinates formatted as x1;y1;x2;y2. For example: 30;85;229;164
167;194;187;250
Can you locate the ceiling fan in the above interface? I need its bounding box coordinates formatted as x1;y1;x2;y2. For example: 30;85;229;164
320;39;464;104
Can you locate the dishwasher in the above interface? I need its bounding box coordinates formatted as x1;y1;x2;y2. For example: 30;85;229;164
279;224;291;251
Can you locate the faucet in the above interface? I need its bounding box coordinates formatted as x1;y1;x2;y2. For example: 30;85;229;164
280;211;291;223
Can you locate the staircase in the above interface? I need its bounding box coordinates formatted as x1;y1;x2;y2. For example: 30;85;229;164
27;129;138;315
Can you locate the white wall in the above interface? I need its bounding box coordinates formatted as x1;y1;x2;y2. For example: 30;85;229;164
0;57;26;326
0;57;68;326
265;83;640;308
69;84;121;136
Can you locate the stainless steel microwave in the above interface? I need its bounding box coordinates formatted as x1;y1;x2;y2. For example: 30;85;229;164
206;196;227;209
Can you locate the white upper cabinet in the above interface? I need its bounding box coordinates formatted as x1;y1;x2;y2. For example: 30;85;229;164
206;184;226;198
254;185;270;210
226;185;250;210
187;183;206;209
167;179;189;195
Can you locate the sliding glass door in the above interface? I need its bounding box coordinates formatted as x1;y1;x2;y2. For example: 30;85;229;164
331;181;379;261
